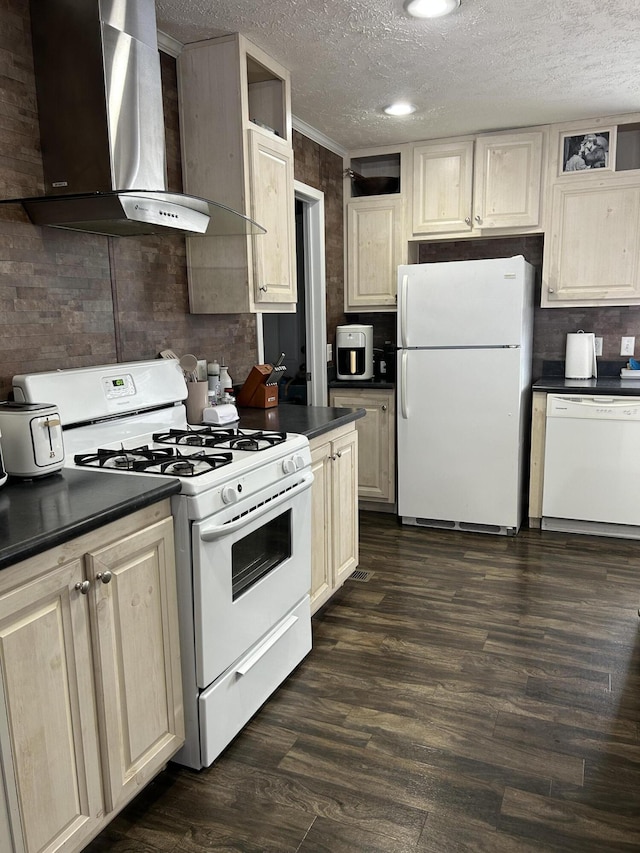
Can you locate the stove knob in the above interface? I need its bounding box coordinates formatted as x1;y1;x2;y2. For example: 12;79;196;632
293;454;305;471
282;457;296;475
221;485;239;505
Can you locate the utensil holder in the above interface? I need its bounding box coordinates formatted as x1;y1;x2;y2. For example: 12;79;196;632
185;381;209;424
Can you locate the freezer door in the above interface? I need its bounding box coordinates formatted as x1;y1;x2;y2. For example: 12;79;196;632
397;347;526;529
397;256;533;348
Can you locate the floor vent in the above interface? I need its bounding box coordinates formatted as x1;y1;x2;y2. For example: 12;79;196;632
349;569;373;582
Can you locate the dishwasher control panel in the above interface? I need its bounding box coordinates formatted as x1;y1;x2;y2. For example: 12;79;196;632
546;394;640;420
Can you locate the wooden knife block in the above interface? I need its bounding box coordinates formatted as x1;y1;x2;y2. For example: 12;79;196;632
237;364;279;408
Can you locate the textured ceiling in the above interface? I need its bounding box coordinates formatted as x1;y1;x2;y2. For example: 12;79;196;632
155;0;640;151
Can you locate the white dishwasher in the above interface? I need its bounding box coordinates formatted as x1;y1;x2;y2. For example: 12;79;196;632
542;394;640;538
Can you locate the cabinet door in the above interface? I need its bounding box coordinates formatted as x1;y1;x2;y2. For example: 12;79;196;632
331;430;359;586
248;130;296;305
87;518;184;813
473;131;543;229
0;560;103;853
346;197;404;310
543;175;640;306
309;439;333;614
412;140;474;235
330;390;395;502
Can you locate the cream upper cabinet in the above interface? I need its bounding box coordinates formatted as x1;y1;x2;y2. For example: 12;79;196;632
0;503;184;853
309;423;359;614
412;140;474;234
346;197;405;310
543;175;640;306
178;34;296;314
473;131;543;229
329;388;395;505
542;114;640;307
248;130;296;305
412;130;545;237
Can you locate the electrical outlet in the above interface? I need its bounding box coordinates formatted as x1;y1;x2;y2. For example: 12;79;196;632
621;336;635;356
595;337;603;356
326;343;333;362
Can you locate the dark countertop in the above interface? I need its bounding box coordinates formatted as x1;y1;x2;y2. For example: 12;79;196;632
0;469;180;570
237;402;366;440
533;377;640;395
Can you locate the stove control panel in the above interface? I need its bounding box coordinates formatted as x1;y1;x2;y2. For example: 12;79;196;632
102;373;136;399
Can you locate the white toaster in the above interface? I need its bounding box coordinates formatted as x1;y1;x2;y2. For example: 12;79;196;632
0;402;65;478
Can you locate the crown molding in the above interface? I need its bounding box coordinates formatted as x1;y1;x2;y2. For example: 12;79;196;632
158;30;183;58
292;117;348;160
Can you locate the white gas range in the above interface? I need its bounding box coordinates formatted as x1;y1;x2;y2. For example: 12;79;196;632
13;359;313;769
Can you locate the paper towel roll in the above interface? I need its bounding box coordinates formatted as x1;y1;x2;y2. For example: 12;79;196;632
565;331;597;379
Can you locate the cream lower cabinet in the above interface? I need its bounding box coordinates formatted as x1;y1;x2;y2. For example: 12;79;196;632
542;174;640;307
309;423;359;614
329;388;395;506
346;196;405;310
0;502;184;853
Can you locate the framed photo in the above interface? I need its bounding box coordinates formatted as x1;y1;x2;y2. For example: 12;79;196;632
560;129;615;174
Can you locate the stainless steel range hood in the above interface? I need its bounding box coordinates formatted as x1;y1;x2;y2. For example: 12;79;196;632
0;0;265;238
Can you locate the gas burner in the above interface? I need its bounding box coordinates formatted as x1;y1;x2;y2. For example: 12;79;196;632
153;427;286;452
226;431;287;451
74;445;233;477
74;445;175;470
153;427;237;448
147;450;234;478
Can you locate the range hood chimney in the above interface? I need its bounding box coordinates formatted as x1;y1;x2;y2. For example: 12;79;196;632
0;0;265;238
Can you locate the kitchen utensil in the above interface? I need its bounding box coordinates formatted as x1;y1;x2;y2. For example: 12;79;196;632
160;349;179;360
0;402;64;477
180;353;199;382
267;352;286;386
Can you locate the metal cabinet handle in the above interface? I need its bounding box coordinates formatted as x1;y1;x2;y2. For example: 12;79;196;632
475;215;482;224
381;404;387;411
464;217;471;225
548;288;554;294
259;285;268;292
96;571;112;584
75;580;90;595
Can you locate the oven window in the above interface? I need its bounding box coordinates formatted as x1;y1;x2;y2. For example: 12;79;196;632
231;509;292;600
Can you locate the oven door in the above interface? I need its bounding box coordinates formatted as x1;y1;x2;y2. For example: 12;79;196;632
191;471;313;688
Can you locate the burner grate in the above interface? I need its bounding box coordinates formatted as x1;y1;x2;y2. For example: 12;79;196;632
153;427;287;452
74;445;233;477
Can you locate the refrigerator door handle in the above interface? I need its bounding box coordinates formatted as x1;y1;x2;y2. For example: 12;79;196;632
400;350;408;419
400;274;409;348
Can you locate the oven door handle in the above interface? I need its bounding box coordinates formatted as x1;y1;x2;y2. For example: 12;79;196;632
235;613;299;676
199;472;314;541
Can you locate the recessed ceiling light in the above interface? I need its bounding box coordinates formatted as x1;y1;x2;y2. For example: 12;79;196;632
404;0;461;18
383;102;417;117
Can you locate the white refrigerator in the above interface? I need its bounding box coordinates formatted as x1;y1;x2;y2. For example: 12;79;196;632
396;256;534;535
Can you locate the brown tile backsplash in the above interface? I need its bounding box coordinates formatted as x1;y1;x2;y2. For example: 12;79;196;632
0;0;638;404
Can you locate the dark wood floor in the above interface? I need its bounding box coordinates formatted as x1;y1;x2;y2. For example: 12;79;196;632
86;512;640;852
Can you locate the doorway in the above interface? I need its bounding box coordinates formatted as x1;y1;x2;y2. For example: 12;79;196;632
259;181;327;407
